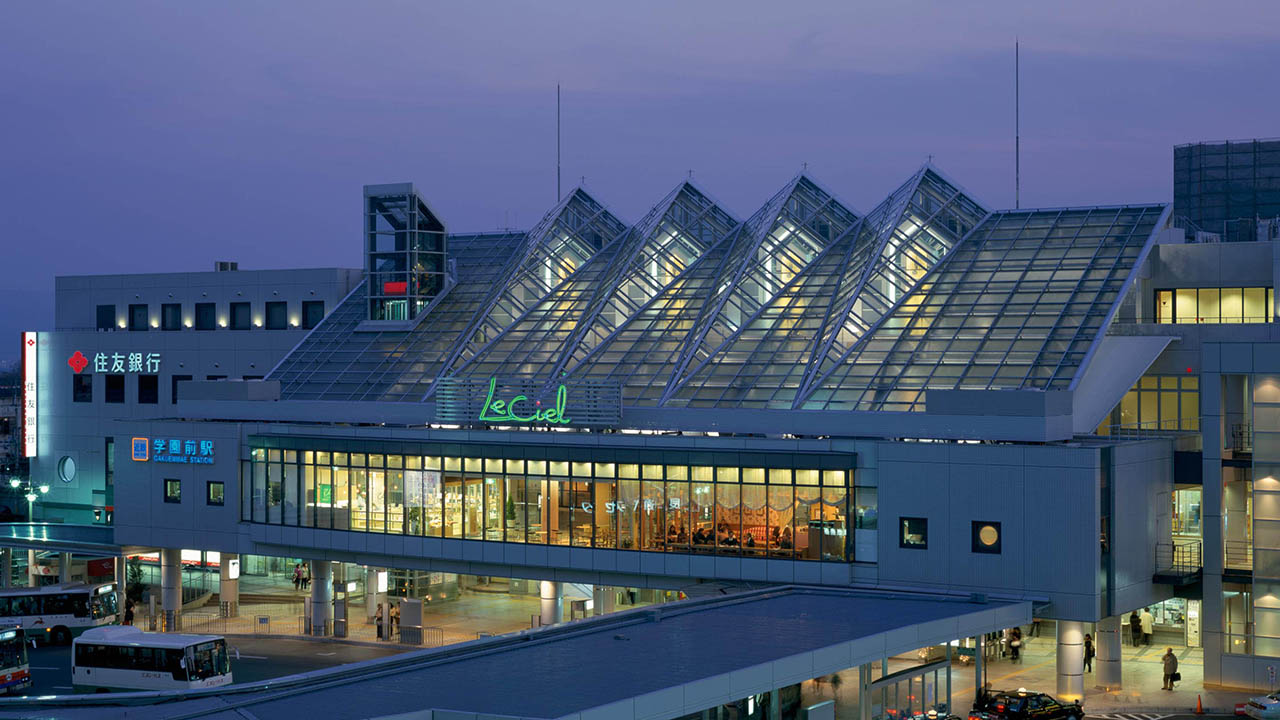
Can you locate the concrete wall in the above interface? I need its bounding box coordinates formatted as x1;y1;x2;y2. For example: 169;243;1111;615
54;268;360;330
1110;439;1174;616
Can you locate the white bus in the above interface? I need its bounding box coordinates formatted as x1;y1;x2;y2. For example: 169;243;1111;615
72;626;233;692
0;582;118;645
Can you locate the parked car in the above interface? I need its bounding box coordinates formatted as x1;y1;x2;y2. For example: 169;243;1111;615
970;689;1083;720
1245;693;1280;720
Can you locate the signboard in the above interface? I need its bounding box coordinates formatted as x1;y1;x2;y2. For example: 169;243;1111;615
434;376;621;427
227;557;240;580
21;332;38;458
130;437;215;465
86;558;115;577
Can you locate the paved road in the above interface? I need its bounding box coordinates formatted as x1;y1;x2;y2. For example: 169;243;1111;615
21;636;408;695
1087;714;1238;720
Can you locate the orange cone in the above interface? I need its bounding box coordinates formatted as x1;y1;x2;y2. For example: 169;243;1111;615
1195;694;1204;715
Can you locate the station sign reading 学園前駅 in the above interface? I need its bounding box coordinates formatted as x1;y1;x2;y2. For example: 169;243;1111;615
131;437;215;465
433;376;622;428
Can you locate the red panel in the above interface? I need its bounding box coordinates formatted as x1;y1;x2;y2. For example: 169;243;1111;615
383;281;408;295
87;558;115;576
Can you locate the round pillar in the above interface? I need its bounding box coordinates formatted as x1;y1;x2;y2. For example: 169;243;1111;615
26;549;38;588
1096;615;1122;689
310;560;333;635
58;552;72;583
540;580;563;626
218;553;239;617
1056;620;1085;701
160;548;181;631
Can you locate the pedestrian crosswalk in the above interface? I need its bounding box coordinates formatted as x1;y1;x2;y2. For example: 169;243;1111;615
1080;707;1172;712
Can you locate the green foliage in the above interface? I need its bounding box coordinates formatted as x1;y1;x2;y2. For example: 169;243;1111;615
126;556;144;604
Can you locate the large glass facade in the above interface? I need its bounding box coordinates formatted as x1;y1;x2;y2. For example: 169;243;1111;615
1156;287;1273;324
247;445;860;562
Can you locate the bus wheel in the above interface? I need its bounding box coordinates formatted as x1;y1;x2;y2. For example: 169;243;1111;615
51;627;71;645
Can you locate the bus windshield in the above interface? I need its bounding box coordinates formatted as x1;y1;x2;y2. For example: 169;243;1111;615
0;632;26;671
187;640;230;680
90;591;118;620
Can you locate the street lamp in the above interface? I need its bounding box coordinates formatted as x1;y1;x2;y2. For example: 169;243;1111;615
8;477;48;522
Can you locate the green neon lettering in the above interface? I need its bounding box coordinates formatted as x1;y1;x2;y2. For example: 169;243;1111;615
478;377;572;425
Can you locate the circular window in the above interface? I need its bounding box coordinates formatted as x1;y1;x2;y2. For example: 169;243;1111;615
57;456;76;483
978;524;999;546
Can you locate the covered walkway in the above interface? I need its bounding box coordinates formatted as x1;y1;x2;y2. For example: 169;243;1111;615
0;585;1029;720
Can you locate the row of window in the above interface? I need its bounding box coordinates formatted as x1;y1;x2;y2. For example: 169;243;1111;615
898;517;1004;555
96;300;325;332
164;478;224;506
1155;287;1273;324
72;374;262;404
244;449;872;562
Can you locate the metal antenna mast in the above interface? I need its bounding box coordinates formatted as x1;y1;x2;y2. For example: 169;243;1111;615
556;84;562;202
1015;40;1021;209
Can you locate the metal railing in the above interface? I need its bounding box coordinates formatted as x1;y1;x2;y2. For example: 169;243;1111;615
1225;540;1254;571
1156;540;1202;574
1231;424;1253;453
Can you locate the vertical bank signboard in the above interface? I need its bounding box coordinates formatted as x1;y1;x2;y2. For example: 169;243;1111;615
21;332;38;458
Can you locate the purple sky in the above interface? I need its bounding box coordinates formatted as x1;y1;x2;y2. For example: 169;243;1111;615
2;1;1279;360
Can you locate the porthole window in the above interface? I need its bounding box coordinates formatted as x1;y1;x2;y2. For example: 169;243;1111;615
972;521;1002;554
57;456;77;484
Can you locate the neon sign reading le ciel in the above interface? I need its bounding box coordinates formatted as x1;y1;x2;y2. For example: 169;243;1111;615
479;377;572;425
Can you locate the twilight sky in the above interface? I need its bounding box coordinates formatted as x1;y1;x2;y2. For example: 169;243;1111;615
2;1;1279;360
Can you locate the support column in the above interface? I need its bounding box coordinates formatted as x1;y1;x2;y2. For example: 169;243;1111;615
1096;615;1122;689
540;580;563;626
58;552;72;583
160;548;181;631
0;549;11;589
310;560;333;636
974;635;984;704
219;553;239;618
592;585;616;616
1056;620;1085;701
27;549;38;588
365;566;382;621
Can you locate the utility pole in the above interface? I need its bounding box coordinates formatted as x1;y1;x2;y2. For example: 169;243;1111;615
556;84;561;202
1015;40;1021;209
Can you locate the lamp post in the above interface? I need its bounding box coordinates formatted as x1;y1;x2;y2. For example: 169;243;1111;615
9;477;49;523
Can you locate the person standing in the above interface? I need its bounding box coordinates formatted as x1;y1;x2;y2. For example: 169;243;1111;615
1140;608;1155;646
1009;626;1023;662
1129;611;1142;647
375;602;384;640
1162;647;1179;690
1083;634;1094;672
390;602;400;638
302;563;311;590
124;600;135;626
292;563;302;591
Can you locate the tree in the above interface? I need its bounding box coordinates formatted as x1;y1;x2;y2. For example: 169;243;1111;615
126;555;145;604
505;494;516;523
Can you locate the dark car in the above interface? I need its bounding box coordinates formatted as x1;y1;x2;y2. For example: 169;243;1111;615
971;690;1083;720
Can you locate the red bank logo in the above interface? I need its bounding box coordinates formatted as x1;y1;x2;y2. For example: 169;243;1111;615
67;351;88;374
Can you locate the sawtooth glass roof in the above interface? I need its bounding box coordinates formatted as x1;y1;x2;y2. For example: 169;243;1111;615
269;165;1169;413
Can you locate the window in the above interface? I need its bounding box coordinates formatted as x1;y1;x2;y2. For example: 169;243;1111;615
96;304;116;331
171;375;192;404
266;301;287;330
195;302;216;331
899;517;928;549
105;375;125;404
137;374;158;404
105;437;114;488
972;521;1002;554
128;304;149;331
72;374;92;403
302;301;325;329
164;479;182;504
161;303;182;331
1106;374;1200;433
230;302;250;330
207;481;225;506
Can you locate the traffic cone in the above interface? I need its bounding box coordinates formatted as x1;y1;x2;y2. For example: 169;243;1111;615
1195;694;1204;715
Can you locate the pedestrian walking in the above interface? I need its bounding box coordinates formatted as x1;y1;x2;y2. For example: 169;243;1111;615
375;603;385;640
292;563;302;591
124;600;135;626
1129;611;1142;647
1009;626;1022;663
1162;647;1179;690
1140;608;1155;646
390;602;400;637
302;563;311;590
1083;633;1094;672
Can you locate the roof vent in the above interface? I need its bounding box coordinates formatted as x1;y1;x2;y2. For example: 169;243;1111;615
215;261;239;272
